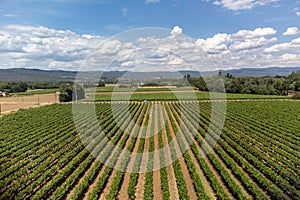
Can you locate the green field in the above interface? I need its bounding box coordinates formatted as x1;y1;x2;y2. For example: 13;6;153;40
92;86;196;92
12;88;58;95
0;100;299;199
88;91;289;101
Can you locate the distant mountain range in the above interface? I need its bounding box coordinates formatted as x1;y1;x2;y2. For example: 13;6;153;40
0;67;299;82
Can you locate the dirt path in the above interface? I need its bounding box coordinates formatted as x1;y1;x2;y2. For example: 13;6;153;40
172;102;227;199
174;102;243;199
99;104;144;199
169;103;216;199
82;105;139;200
163;102;198;200
152;103;163;200
117;103;150;199
65;157;97;199
135;105;153;199
159;103;180;200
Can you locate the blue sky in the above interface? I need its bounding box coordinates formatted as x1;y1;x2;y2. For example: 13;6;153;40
0;0;299;71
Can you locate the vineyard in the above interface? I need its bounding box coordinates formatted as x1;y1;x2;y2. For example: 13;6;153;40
0;100;299;199
91;91;288;101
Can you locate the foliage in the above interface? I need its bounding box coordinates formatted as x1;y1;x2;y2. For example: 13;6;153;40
91;91;287;101
188;70;300;96
1;101;299;199
12;88;58;95
142;82;161;87
59;84;85;102
292;92;300;99
98;82;105;87
0;82;28;93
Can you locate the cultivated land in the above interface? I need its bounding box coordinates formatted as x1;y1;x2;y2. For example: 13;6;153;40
0;98;299;200
0;93;58;114
87;89;288;102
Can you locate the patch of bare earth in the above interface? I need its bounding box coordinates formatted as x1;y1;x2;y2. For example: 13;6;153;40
99;104;144;199
117;103;150;199
152;103;162;200
158;103;180;200
177;102;249;199
169;102;216;199
0;93;58;115
163;102;198;200
65;157;97;199
135;105;153;199
82;105;137;200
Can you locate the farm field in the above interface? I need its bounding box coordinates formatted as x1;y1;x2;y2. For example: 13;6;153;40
0;100;299;200
11;88;59;95
89;90;288;101
93;86;196;92
0;93;58;114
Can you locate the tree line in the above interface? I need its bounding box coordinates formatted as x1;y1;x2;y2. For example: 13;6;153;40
0;81;85;102
187;70;300;98
0;82;70;93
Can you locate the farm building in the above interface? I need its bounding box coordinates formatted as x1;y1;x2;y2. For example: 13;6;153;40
287;93;295;97
0;91;8;97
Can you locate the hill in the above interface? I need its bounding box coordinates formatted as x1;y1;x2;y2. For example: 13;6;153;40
0;67;299;82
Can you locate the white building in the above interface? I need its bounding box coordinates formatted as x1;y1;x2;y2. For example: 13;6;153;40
0;91;7;97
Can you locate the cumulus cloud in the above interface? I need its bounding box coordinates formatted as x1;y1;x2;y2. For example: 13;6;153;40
232;27;276;39
213;0;279;11
0;24;299;71
292;37;300;44
0;25;105;70
264;37;300;53
196;27;277;54
283;27;300;36
196;33;230;54
297;12;300;16
170;26;183;36
230;37;277;51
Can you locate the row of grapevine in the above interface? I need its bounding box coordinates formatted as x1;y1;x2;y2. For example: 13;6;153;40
1;100;299;199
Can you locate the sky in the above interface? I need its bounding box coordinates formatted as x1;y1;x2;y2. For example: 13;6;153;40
0;0;299;71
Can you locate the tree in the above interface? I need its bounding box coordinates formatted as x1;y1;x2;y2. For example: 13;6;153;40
59;84;85;102
98;82;105;87
217;70;222;77
0;82;28;93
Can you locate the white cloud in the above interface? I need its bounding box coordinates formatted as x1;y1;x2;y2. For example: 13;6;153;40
264;43;289;53
292;37;300;44
170;26;183;36
145;0;159;4
168;57;184;65
297;12;300;16
1;24;299;71
264;37;300;53
0;25;105;70
232;27;277;39
4;24;36;32
280;53;299;60
231;37;277;51
196;28;277;53
213;0;279;11
196;33;230;54
283;27;300;36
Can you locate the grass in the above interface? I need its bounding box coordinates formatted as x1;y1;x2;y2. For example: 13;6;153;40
86;91;289;101
12;88;58;95
93;86;196;92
